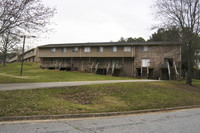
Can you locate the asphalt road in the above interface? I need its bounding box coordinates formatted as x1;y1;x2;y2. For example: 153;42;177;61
0;80;159;91
0;108;200;133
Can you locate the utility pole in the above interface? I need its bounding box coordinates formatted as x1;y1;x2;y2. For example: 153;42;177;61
20;35;36;76
20;35;26;76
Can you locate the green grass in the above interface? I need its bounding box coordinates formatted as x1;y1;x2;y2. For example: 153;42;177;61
0;63;132;83
0;81;200;116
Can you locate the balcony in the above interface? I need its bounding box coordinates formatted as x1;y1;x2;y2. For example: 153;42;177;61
40;62;70;69
96;63;123;69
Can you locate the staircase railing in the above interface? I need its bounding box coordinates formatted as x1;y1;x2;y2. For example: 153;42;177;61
167;62;171;80
111;63;115;76
106;63;110;75
174;62;180;80
90;62;94;73
95;63;99;73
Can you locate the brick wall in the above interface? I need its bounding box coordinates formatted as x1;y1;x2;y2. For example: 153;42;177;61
134;44;181;79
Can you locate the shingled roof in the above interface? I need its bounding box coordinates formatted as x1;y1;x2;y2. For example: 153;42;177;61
38;41;180;48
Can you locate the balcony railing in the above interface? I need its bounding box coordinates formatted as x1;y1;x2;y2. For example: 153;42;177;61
40;63;70;68
93;63;123;69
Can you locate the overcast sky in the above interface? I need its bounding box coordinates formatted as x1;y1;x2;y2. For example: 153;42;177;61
32;0;158;46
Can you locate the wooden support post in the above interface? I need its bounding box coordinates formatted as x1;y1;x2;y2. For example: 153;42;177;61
132;57;134;77
122;57;124;74
71;57;73;71
81;58;84;71
91;62;94;73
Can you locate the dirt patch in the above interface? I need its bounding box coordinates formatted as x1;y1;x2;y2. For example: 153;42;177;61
91;96;128;111
99;96;127;107
57;88;105;105
57;85;130;105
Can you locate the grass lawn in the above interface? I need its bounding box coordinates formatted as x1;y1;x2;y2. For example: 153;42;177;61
0;81;200;116
0;63;132;83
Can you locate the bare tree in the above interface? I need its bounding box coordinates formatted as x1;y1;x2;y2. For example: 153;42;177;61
0;31;20;66
153;0;200;85
0;0;55;34
0;0;56;66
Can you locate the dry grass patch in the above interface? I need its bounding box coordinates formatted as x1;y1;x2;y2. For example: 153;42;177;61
95;96;128;110
0;80;200;116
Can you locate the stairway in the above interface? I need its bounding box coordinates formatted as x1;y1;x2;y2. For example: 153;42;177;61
173;62;180;80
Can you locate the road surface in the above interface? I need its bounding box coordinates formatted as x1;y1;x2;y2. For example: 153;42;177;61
0;108;200;133
0;80;159;91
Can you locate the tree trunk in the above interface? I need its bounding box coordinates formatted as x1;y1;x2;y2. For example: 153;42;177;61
2;52;6;67
2;43;8;67
182;69;186;80
186;43;192;85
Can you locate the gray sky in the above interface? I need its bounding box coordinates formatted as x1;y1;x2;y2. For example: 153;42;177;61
34;0;158;45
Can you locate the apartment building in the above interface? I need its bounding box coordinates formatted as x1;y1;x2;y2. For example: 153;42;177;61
8;54;20;63
8;48;40;63
23;48;40;63
38;42;181;80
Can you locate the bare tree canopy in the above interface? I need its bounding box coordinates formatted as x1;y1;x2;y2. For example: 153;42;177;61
0;0;56;35
0;0;56;66
154;0;200;35
153;0;200;85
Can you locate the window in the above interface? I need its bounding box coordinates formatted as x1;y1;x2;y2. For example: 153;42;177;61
50;48;56;53
61;48;67;53
141;59;150;67
141;46;148;51
124;46;131;52
111;46;117;52
72;47;79;52
97;47;103;52
84;47;90;52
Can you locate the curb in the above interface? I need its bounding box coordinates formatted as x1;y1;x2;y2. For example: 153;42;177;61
1;105;200;122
